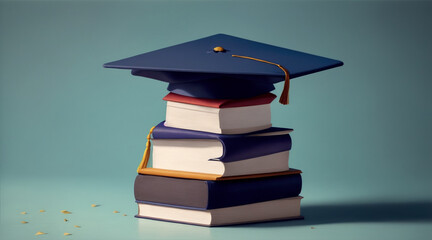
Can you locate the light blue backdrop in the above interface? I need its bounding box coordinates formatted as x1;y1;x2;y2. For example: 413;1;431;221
1;1;431;239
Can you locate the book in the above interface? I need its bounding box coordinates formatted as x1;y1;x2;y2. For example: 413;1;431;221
134;171;302;209
136;196;303;227
147;122;293;177
163;93;276;134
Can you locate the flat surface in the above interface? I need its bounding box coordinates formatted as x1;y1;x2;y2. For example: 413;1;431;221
1;177;431;240
1;1;432;239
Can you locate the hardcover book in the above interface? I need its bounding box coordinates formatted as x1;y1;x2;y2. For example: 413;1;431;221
163;93;277;134
146;122;293;177
134;171;302;209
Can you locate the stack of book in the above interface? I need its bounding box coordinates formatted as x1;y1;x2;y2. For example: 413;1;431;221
133;93;303;226
103;33;343;227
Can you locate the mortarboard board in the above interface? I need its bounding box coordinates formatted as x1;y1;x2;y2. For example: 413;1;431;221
104;34;343;104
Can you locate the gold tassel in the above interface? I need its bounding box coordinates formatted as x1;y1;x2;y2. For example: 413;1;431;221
137;126;156;172
232;54;290;105
277;65;290;105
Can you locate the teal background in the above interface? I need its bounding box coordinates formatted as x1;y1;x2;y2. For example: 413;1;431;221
1;0;431;239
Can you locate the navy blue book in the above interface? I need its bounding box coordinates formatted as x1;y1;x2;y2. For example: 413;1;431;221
134;170;302;210
152;122;292;162
139;122;294;179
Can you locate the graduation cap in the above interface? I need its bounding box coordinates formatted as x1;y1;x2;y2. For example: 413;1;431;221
104;34;343;104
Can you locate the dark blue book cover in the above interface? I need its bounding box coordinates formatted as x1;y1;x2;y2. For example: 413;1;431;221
135;172;302;209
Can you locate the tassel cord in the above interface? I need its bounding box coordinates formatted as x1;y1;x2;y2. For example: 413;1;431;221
137;126;156;172
232;54;290;105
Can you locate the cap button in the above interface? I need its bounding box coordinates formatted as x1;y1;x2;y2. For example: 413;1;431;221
213;46;225;52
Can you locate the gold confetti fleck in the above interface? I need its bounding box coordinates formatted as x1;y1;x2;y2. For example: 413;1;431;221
113;210;119;213
74;225;81;228
64;218;68;222
123;214;127;216
61;210;72;214
35;231;47;235
39;210;46;212
21;221;28;224
91;204;99;207
64;232;72;236
20;211;27;215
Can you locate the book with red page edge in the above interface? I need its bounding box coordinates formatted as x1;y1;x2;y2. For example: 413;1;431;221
163;92;276;108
